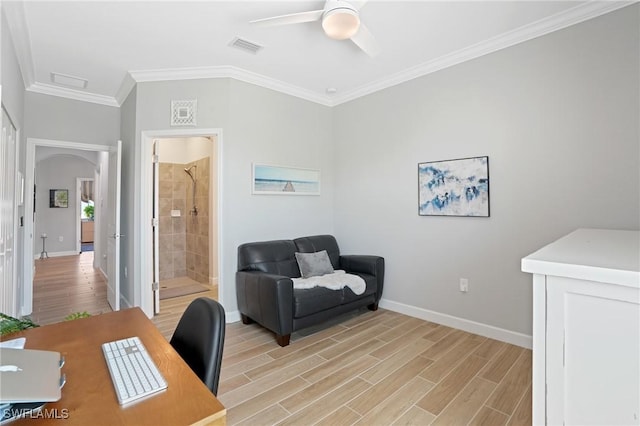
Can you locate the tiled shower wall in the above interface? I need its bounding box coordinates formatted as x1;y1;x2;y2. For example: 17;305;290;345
185;157;210;284
158;157;209;284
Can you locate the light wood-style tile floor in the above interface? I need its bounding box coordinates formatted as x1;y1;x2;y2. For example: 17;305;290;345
152;286;218;340
219;308;532;426
30;253;532;425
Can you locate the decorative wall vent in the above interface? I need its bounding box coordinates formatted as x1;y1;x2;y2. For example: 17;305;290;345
171;99;197;126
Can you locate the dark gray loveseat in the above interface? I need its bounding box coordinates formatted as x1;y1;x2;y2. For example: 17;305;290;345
236;235;385;346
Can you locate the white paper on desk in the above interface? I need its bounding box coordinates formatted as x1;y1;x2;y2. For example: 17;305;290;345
0;337;26;349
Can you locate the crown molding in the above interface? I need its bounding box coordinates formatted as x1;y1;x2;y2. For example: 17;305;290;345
7;0;635;109
3;1;118;107
127;65;333;106
115;72;136;106
27;82;119;107
329;0;636;106
2;0;35;89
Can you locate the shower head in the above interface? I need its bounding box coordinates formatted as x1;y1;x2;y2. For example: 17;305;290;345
184;165;197;182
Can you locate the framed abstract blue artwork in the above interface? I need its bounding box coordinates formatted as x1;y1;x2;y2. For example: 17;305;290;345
418;156;490;217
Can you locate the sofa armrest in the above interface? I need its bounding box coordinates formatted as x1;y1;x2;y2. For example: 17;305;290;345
236;271;294;336
339;255;385;302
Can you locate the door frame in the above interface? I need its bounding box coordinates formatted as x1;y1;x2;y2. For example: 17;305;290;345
140;128;224;317
23;138;111;316
76;177;94;254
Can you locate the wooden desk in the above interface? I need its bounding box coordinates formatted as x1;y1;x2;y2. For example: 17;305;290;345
1;308;226;425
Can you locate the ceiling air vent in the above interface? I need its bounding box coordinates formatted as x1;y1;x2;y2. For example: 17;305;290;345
229;37;263;55
50;72;88;89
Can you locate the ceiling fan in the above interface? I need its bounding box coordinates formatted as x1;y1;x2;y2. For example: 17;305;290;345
250;0;380;57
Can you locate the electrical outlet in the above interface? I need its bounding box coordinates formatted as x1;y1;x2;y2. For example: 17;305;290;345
459;278;469;293
58;236;64;242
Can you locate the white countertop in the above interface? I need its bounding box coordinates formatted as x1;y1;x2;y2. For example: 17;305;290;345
522;228;640;288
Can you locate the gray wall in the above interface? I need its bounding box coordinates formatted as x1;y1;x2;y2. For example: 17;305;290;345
130;78;333;314
224;79;334;311
34;154;96;255
332;5;640;336
119;86;137;306
1;11;24;130
24;92;120;144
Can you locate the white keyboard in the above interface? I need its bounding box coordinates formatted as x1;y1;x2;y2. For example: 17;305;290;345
101;336;168;405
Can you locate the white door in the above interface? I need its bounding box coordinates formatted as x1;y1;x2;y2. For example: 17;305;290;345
106;140;122;311
0;106;17;316
546;276;640;425
152;140;160;313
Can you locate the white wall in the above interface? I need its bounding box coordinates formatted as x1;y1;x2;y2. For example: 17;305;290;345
332;5;640;338
34;154;97;255
158;136;211;164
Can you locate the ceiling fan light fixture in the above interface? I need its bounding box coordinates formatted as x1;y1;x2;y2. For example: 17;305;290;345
322;8;360;40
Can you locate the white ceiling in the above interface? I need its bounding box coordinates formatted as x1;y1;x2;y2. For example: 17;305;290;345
3;1;633;107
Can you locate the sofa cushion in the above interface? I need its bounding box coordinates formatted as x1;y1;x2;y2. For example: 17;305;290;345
293;287;343;318
237;240;300;277
295;250;334;278
294;235;341;270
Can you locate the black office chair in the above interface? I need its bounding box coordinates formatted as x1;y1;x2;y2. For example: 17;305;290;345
170;297;226;395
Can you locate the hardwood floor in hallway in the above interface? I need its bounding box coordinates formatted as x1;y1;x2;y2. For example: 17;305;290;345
31;252;112;325
31;252;216;341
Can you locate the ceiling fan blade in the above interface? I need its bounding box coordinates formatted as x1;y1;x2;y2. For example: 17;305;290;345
250;10;323;27
350;22;380;57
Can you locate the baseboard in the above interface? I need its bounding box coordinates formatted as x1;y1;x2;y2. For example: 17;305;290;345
98;267;107;280
33;250;78;260
209;276;218;286
226;310;241;324
379;298;532;349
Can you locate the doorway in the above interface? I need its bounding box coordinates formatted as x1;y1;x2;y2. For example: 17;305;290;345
23;138;116;316
140;128;223;317
155;137;218;304
77;178;95;253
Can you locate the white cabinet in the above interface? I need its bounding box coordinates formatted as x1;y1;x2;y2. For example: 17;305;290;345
522;229;640;426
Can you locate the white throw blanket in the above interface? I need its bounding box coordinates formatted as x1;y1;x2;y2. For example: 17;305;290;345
292;270;366;295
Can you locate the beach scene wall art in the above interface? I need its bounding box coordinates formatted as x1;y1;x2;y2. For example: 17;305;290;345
418;156;489;217
253;164;320;195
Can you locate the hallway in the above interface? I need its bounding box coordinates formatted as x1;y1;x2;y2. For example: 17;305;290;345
31;252;111;325
30;252;217;340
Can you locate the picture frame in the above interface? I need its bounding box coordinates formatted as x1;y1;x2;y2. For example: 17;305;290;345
49;189;69;208
418;156;490;217
252;164;320;195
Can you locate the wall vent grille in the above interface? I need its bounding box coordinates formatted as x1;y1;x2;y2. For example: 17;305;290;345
170;100;197;126
229;37;263;54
